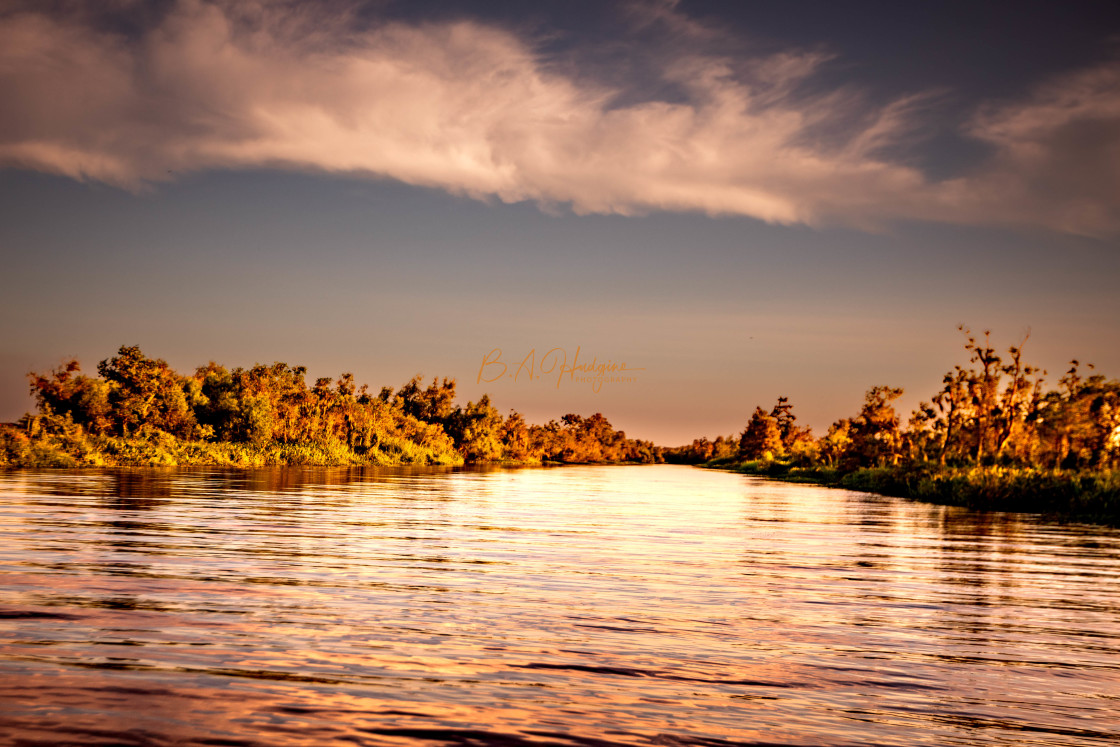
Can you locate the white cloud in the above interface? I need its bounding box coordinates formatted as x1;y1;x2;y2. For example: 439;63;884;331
0;0;1117;235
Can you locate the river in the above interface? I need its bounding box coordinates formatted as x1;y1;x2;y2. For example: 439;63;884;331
1;464;1118;746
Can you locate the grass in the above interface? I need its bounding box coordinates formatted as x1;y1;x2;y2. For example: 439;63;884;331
710;458;1120;525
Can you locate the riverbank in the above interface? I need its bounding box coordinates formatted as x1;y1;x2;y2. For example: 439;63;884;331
0;422;464;468
705;458;1120;525
0;422;643;469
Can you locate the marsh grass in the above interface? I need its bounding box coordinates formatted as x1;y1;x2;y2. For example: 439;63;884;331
718;458;1120;524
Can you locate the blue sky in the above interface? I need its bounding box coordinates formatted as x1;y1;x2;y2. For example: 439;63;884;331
1;0;1118;444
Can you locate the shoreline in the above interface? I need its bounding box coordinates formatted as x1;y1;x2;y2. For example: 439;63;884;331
700;459;1120;526
0;423;651;470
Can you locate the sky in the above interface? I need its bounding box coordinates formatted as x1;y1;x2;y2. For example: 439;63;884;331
1;0;1118;446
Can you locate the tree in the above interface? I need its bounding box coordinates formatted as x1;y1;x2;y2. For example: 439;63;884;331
819;419;852;468
446;395;503;462
97;346;196;437
499;410;535;461
1034;362;1120;469
931;366;970;465
844;385;903;467
28;359;113;434
770;396;814;457
739;407;782;460
394;376;457;426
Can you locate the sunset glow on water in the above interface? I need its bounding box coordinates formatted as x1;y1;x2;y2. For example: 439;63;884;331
1;465;1118;746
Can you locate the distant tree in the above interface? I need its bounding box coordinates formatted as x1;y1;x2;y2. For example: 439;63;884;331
394;376;457;426
931;365;971;465
1033;361;1120;469
844;385;903;468
446;395;503;462
28;359;113;434
770;396;814;456
739;407;782;460
710;435;737;461
771;397;795;443
97;346;196;437
921;328;1047;465
818;418;852;468
499;410;534;461
195;362;239;440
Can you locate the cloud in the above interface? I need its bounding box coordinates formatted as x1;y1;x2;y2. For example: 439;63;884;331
0;0;1117;235
943;64;1120;236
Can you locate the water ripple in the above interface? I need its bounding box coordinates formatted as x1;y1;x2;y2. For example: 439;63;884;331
2;465;1119;746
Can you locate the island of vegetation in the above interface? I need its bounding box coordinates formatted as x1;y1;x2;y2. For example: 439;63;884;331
664;328;1120;524
0;345;660;468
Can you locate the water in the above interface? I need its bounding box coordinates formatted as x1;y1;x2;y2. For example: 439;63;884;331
1;464;1118;747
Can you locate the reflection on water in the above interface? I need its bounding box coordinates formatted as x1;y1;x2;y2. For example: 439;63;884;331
1;465;1119;746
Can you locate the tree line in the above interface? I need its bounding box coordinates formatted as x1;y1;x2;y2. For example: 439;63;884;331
8;329;1118;483
666;327;1120;472
6;345;660;467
